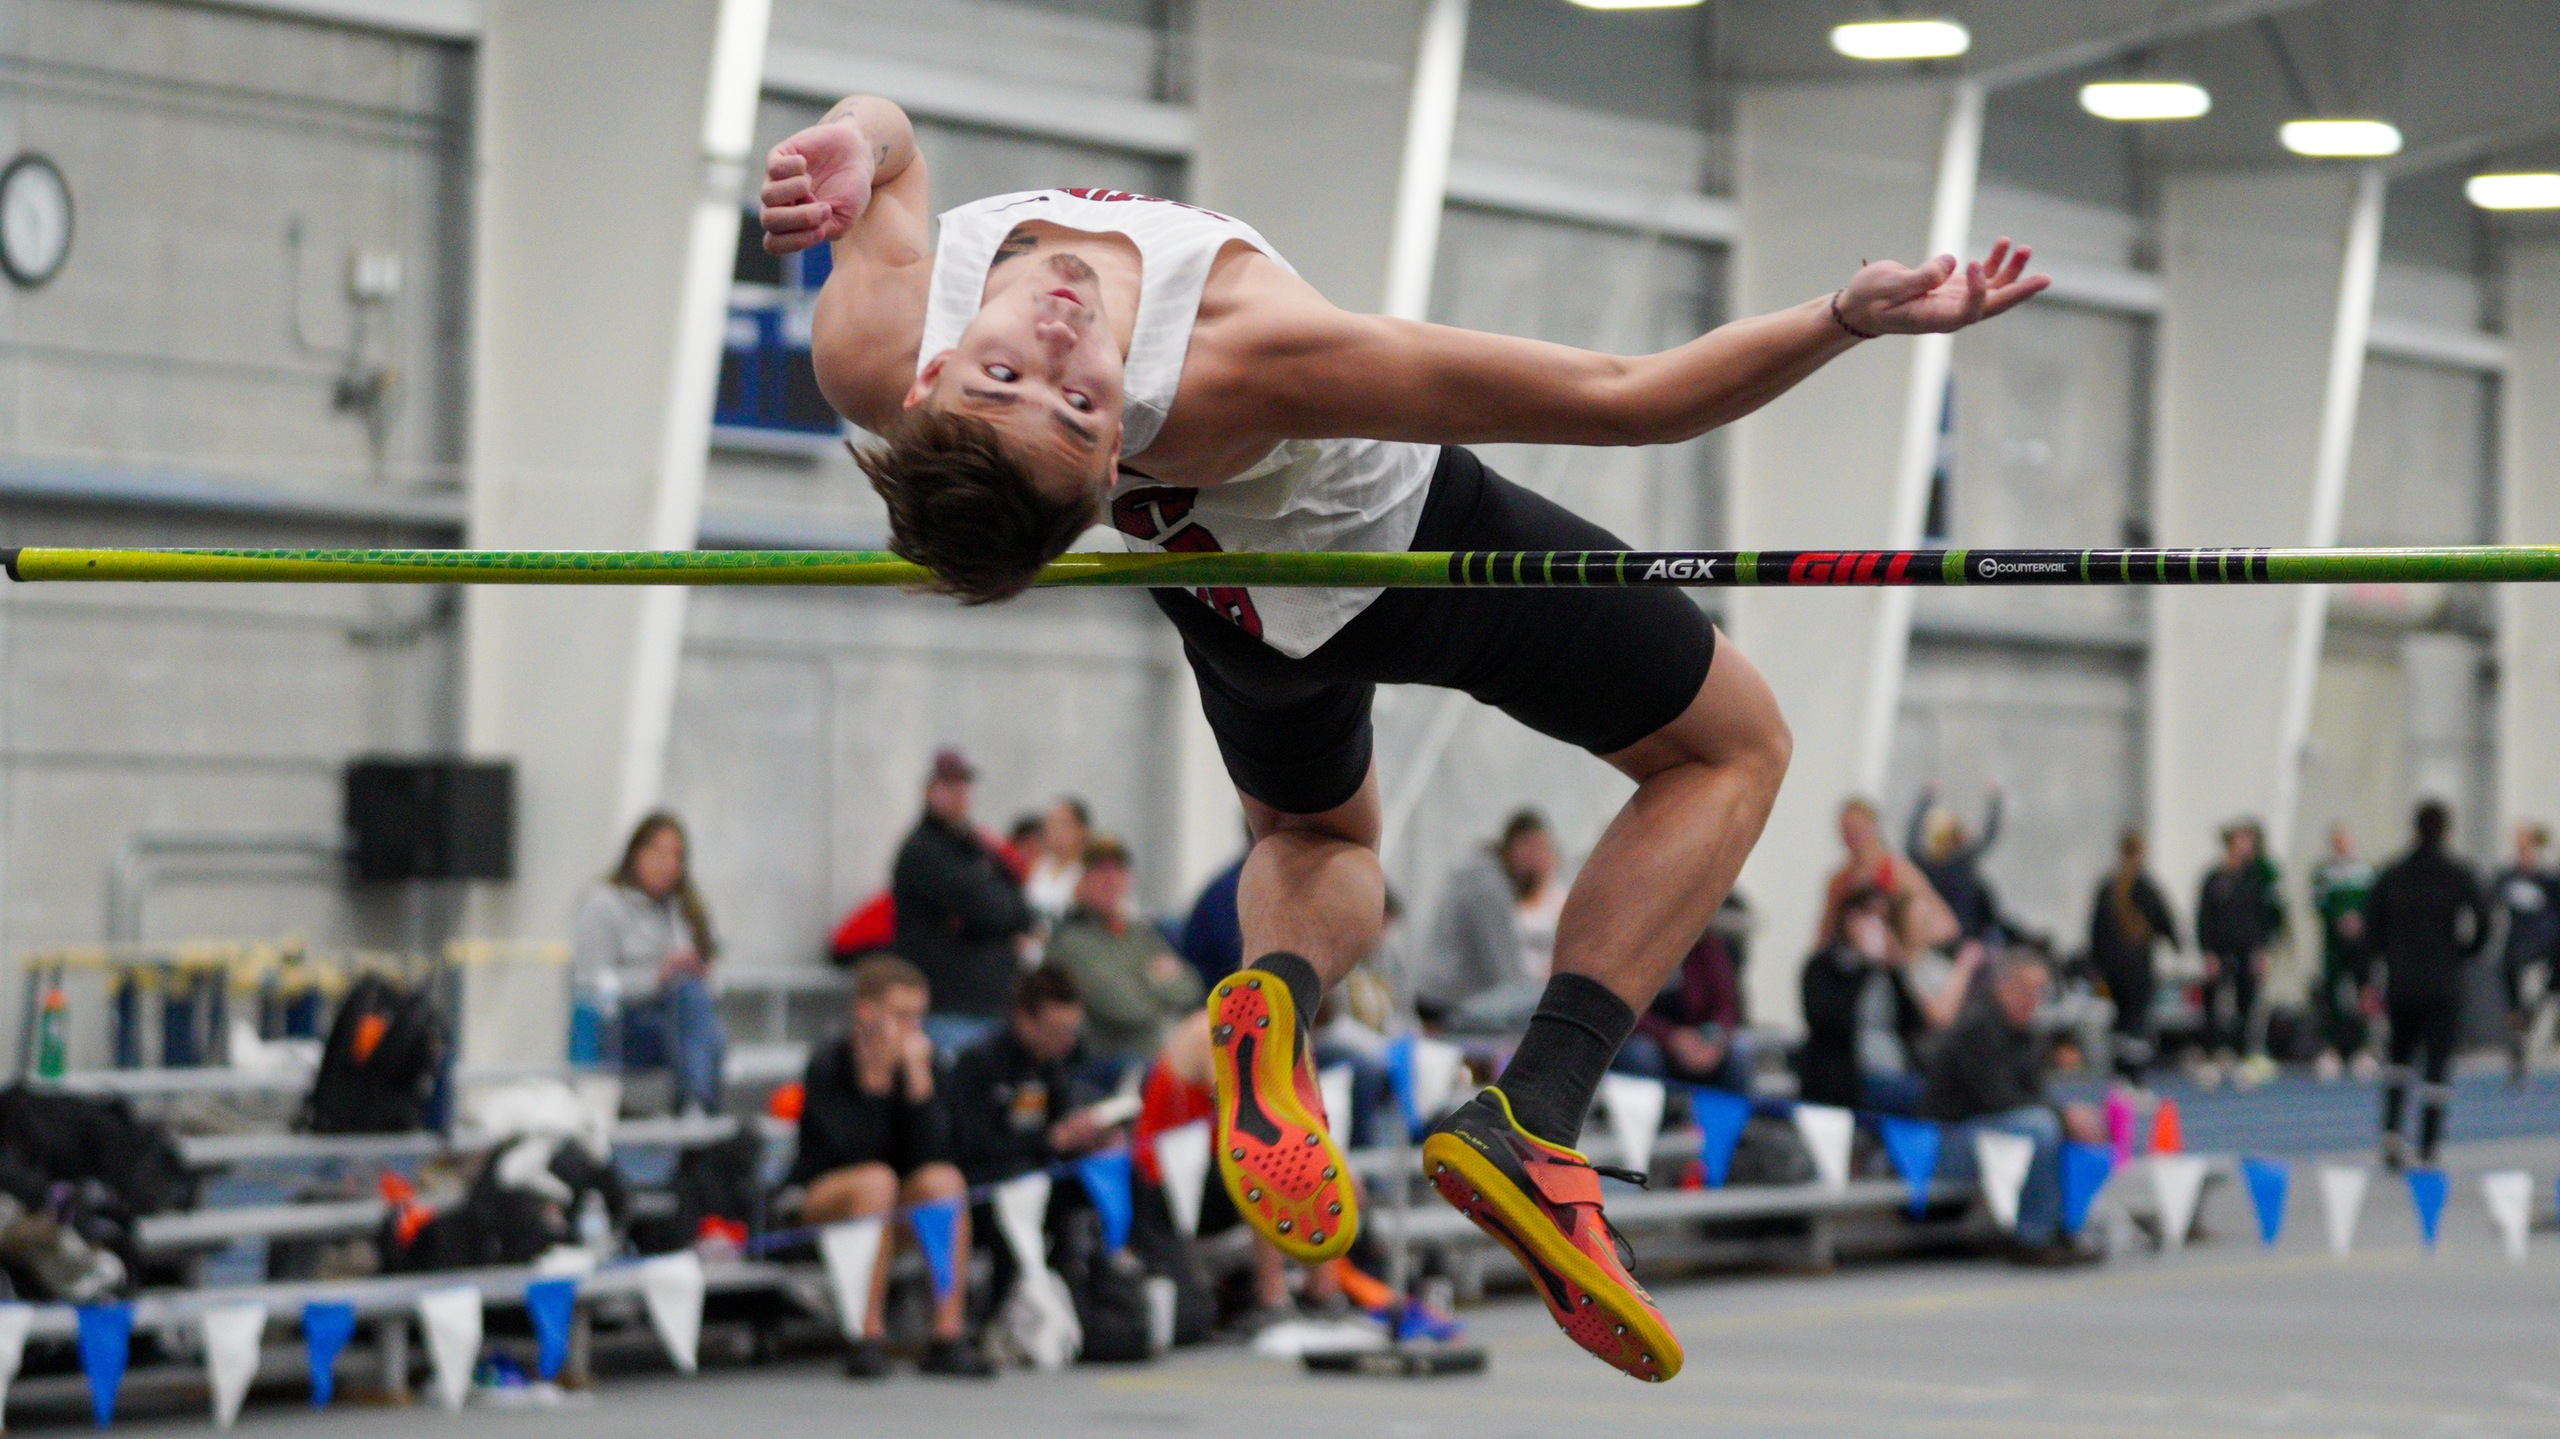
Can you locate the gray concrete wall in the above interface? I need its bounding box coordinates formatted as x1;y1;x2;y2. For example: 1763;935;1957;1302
2502;246;2560;855
0;0;774;1062
0;1;470;1059
0;0;468;483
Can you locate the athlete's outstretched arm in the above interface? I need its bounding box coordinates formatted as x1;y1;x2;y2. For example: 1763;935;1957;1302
1239;243;2046;449
761;96;933;432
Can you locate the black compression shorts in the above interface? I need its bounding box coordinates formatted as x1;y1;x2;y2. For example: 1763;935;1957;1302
1152;446;1717;816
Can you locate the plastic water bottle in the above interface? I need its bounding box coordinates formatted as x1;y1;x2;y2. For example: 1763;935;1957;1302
576;1189;611;1251
569;968;622;1069
33;984;68;1080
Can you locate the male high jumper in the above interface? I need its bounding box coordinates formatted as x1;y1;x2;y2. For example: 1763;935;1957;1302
763;95;2045;1382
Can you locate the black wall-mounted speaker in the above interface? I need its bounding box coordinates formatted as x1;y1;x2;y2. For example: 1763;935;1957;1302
344;758;515;883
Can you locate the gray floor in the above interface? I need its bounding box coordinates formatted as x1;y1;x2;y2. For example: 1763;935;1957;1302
107;1139;2560;1439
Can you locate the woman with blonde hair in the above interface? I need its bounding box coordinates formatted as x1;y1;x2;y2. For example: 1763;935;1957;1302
1906;781;2007;944
573;811;728;1115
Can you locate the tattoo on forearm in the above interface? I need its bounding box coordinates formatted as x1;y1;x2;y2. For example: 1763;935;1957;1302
990;229;1039;269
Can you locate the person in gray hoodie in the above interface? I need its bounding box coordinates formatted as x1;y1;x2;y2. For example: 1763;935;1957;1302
1415;810;1554;1026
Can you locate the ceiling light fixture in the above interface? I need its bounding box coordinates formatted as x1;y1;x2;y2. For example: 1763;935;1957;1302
2078;79;2211;122
1566;0;1704;10
2278;118;2403;158
1829;18;1970;62
2465;172;2560;211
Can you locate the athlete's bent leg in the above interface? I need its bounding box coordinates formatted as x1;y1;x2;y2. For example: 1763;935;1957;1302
1424;634;1789;1383
1500;634;1790;1144
1207;771;1384;1264
1237;768;1386;992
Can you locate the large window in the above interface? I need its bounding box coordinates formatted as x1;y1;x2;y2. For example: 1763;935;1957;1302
715;221;841;446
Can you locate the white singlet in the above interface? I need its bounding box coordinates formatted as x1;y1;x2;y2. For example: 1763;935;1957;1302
916;188;1437;659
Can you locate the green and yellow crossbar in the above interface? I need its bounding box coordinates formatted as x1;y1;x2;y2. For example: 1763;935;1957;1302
4;544;2558;589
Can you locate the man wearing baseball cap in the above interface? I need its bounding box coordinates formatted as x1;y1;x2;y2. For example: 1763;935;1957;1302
891;747;1035;1053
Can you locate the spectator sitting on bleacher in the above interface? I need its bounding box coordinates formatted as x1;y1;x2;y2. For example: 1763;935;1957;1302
893;748;1036;1054
1920;949;2104;1265
785;955;992;1379
1046;837;1203;1079
573;811;728;1116
1024;797;1092;928
1619;921;1749;1094
1798;886;1945;1112
1414;810;1551;1027
949;967;1116;1188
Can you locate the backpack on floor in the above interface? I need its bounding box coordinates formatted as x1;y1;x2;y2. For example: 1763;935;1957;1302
302;974;443;1134
382;1135;628;1272
1127;1184;1216;1347
628;1127;765;1254
1053;1207;1153;1363
0;1085;193;1285
0;1086;192;1220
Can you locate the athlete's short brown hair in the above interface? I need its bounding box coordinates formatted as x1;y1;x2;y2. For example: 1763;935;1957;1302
855;407;1099;605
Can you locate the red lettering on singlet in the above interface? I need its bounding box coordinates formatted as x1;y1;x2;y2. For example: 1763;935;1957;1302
1108;484;1262;639
1060;188;1240;224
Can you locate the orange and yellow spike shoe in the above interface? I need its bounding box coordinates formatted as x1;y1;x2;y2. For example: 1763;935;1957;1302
1206;971;1357;1262
1421;1088;1682;1382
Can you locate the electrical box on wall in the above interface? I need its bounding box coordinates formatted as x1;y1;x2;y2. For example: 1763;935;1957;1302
344;758;515;883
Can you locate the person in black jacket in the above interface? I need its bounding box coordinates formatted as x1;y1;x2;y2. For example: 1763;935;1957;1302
947;966;1115;1188
891;748;1035;1051
1920;951;2104;1261
2367;801;2489;1167
1797;886;1930;1112
948;967;1126;1318
2194;820;2284;1069
786;955;989;1379
2087;831;2179;1084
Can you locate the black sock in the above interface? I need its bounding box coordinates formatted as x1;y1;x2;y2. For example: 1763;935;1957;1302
1495;974;1636;1147
1248;951;1322;1039
2417;1100;2445;1160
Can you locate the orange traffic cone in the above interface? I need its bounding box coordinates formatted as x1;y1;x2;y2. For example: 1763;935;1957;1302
2150;1098;2184;1155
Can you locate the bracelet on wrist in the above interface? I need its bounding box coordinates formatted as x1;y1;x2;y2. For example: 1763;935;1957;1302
1830;289;1882;341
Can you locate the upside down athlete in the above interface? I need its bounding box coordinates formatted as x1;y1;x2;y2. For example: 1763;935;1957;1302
767;95;2046;1381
